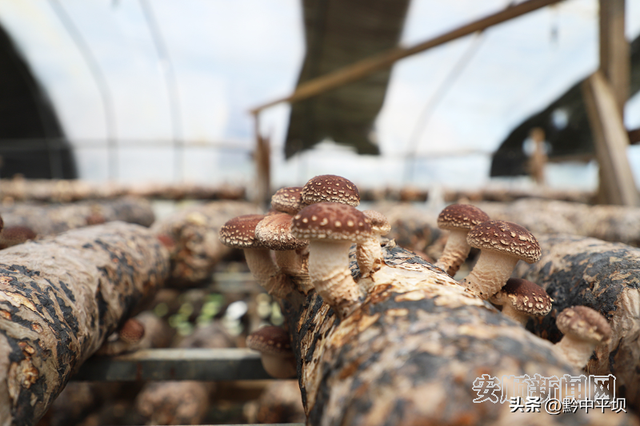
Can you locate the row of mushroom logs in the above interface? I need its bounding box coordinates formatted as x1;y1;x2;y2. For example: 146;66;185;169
219;175;612;378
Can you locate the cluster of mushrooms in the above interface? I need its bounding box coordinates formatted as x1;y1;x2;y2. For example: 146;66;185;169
219;174;611;378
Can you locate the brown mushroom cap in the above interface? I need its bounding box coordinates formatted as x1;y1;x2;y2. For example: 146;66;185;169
301;175;360;206
255;213;307;250
0;226;37;249
466;220;541;264
0;214;4;234
291;202;371;242
437;204;490;231
246;326;292;356
119;318;145;344
218;214;266;249
556;306;611;344
363;210;391;236
271;187;304;214
498;278;552;316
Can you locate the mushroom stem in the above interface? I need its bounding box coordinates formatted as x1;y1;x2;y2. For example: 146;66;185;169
244;248;290;298
356;237;384;281
260;353;297;379
274;249;305;276
461;250;518;299
497;303;530;326
244;248;278;282
435;230;470;277
554;337;597;369
274;249;313;294
308;240;362;318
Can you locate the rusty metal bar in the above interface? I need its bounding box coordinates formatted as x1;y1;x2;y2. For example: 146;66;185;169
249;0;564;113
73;348;272;381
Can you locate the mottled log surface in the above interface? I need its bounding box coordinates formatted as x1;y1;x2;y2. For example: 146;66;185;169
514;234;640;414
368;203;443;260
476;199;640;246
0;198;155;237
280;242;635;425
0;179;245;202
151;201;257;286
0;222;169;426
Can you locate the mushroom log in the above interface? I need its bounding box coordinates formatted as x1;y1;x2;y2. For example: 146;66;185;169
514;233;640;414
0;198;156;238
277;242;630;425
153;201;257;286
0;222;169;426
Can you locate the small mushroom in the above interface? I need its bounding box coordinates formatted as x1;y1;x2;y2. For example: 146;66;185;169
291;202;370;318
95;318;145;356
554;306;611;369
301;175;360;207
0;225;37;249
219;214;288;298
489;278;552;326
255;213;311;292
85;213;106;226
434;204;489;277
356;210;391;280
271;187;304;214
461;220;541;300
246;326;296;379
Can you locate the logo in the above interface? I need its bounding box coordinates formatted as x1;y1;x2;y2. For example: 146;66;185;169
471;374;626;414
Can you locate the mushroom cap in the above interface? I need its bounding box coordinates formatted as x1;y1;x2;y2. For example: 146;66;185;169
363;210;391;236
291;202;371;242
0;214;3;234
271;187;304;214
119;318;145;344
466;220;541;264
246;326;292;356
301;175;360;206
0;226;37;247
556;306;611;344
497;278;552;316
437;204;490;232
255;213;307;250
86;213;107;226
218;214;266;249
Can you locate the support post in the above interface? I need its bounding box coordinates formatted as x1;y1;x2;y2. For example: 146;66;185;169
582;71;638;206
252;112;271;209
589;0;637;205
599;0;629;115
528;127;547;185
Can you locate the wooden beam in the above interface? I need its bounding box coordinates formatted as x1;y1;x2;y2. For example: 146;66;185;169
252;113;271;208
599;0;629;114
582;71;639;206
629;127;640;144
250;0;564;113
72;348;272;381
